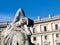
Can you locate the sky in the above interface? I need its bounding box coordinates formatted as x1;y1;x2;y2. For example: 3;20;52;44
0;0;60;22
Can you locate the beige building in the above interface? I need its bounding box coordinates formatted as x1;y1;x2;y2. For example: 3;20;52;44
0;15;60;45
31;15;60;45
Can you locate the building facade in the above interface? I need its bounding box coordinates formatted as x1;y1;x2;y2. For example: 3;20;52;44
31;15;60;45
0;15;60;45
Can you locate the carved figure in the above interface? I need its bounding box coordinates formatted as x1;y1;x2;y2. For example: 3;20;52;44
1;8;34;45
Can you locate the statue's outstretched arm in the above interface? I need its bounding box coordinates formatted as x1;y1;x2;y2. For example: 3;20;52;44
12;8;26;24
5;8;26;30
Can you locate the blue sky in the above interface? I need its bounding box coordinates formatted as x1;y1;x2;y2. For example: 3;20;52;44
0;0;60;22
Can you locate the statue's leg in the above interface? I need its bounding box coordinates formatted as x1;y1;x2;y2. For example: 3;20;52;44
18;40;25;45
12;36;17;45
1;37;4;45
25;40;29;45
12;32;25;45
17;34;25;45
12;41;17;45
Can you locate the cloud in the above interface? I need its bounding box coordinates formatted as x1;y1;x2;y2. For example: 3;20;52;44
0;14;14;22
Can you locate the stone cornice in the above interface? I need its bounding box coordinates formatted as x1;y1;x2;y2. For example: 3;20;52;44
34;18;60;24
34;15;60;24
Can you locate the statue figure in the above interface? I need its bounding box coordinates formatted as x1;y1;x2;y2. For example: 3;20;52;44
1;8;34;45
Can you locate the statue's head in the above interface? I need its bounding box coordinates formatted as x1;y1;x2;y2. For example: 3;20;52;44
22;17;34;27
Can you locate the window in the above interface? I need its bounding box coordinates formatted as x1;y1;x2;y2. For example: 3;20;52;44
33;37;36;41
56;43;60;45
55;24;58;30
44;26;47;31
56;34;59;38
45;35;47;40
33;28;35;33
